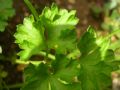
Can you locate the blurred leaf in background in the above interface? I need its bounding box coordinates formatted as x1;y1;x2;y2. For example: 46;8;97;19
101;0;120;60
0;0;15;32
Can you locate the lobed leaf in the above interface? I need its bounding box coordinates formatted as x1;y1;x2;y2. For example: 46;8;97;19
14;15;45;60
21;55;81;90
40;3;79;53
77;27;120;90
14;3;120;90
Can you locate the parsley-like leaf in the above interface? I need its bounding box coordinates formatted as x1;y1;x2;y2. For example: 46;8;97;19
14;15;45;60
40;3;79;53
21;55;81;90
77;27;119;90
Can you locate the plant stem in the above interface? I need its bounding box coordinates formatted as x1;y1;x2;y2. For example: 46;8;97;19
38;51;55;60
107;30;120;39
24;0;39;21
16;60;42;65
15;51;55;64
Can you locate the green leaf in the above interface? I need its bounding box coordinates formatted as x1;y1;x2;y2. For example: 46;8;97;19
0;0;15;32
77;27;119;90
14;3;79;60
21;55;81;90
40;3;79;53
77;26;96;55
14;15;45;60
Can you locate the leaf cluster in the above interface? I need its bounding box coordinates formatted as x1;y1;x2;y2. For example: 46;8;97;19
14;2;120;90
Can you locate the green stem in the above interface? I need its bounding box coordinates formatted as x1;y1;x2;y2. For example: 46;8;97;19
97;30;120;46
107;30;120;39
16;51;55;64
24;0;39;21
16;60;42;65
0;51;55;64
38;51;55;60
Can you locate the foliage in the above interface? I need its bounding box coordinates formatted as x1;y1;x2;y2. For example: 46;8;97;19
0;0;15;32
14;1;120;90
21;55;81;90
103;0;120;10
14;3;79;60
101;0;120;59
40;4;79;53
77;27;119;90
0;0;120;89
0;65;8;90
14;15;45;60
91;0;120;60
102;0;120;32
0;0;14;88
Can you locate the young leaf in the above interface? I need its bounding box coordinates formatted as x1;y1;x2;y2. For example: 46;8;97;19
77;27;119;90
21;55;81;90
14;15;45;60
40;3;79;53
0;0;15;32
